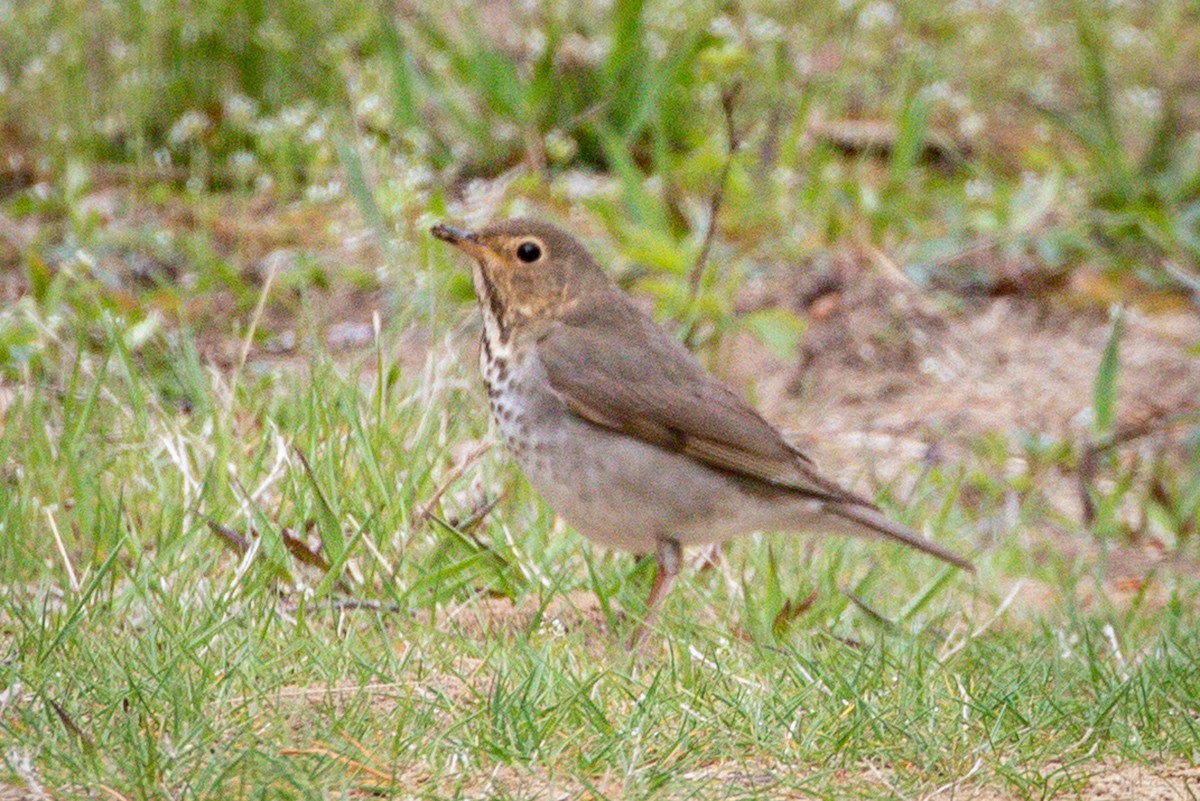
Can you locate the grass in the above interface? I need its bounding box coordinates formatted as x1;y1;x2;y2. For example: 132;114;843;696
2;0;1199;798
1;303;1197;798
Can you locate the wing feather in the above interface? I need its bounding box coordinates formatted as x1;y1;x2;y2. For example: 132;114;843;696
536;293;870;507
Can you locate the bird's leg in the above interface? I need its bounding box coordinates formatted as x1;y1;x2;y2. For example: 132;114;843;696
627;537;682;650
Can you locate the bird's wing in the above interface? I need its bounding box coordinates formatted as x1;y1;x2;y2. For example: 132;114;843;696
535;294;871;507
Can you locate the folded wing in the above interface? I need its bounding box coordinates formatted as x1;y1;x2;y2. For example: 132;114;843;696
536;293;871;507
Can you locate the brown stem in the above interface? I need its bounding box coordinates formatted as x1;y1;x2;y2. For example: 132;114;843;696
687;83;742;295
1077;403;1200;528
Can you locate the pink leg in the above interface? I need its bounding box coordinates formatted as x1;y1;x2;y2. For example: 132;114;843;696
628;538;682;649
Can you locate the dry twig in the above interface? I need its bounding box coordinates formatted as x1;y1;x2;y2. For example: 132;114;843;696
1078;402;1200;527
687;83;742;294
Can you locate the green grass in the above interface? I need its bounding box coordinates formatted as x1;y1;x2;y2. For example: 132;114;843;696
2;0;1199;798
1;311;1198;798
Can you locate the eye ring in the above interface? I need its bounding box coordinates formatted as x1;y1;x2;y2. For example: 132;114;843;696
516;241;542;263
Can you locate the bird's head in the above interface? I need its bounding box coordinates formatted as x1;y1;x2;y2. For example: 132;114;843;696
431;218;607;326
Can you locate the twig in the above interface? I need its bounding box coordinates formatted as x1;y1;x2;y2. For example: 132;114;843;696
280;521;327;569
1078;435;1100;528
920;757;986;800
939;580;1025;661
92;162;239;188
279;597;405;614
842;588;897;632
96;785;134;801
207;519;251;555
865;245;958;323
413;443;491;523
228;681;411;707
1090;405;1200;455
49;699;95;754
445;491;506;539
430;493;511;568
1077;402;1200;527
279;746;392;783
1162;261;1200;306
687;83;742;294
45;507;79;593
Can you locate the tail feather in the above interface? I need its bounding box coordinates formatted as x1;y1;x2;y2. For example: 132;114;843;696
829;503;974;572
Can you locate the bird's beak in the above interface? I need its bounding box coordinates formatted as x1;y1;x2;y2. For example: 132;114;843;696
431;223;487;259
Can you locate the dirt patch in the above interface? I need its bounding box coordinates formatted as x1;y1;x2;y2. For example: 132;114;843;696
235;654;490;723
1073;761;1200;800
740;260;1199;463
0;785;41;801
379;757;1200;800
675;757;1200;800
276;749;625;800
439;589;616;649
946;760;1200;801
716;258;1200;568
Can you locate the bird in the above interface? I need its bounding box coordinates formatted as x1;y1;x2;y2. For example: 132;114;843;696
431;218;972;644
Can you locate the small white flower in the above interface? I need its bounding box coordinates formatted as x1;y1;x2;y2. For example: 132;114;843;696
709;15;738;39
168;110;210;146
525;28;546;58
357;93;382;117
1121;86;1162;119
959;113;984;139
280;105;309;130
544;129;577;163
747;13;785;42
858;1;897;29
965;178;993;200
230;150;257;174
222;93;258;127
1112;24;1144;50
303;120;326;144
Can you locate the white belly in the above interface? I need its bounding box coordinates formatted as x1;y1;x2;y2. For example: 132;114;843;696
482;336;831;555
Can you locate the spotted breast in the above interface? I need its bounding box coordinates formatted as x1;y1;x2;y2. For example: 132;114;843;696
473;262;550;470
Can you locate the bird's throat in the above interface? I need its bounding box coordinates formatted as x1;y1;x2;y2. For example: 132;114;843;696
473;264;510;347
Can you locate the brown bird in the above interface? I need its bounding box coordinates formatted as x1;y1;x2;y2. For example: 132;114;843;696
431;218;972;643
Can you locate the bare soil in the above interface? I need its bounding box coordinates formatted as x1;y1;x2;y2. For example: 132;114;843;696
737;259;1199;467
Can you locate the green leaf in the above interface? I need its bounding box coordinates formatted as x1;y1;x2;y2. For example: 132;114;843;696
123;312;162;351
377;4;421;130
337;137;398;266
1093;305;1124;436
311;514;374;601
743;308;806;362
890;88;929;189
295;446;345;562
1071;0;1134;200
596;125;669;231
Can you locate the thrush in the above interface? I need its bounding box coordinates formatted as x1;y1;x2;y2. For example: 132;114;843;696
431;218;972;643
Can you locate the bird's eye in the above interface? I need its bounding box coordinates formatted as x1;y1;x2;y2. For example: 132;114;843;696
516;241;542;263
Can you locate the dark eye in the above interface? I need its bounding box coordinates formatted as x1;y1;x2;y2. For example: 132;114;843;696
516;241;542;263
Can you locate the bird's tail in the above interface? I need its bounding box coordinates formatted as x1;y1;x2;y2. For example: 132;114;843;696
828;503;974;572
